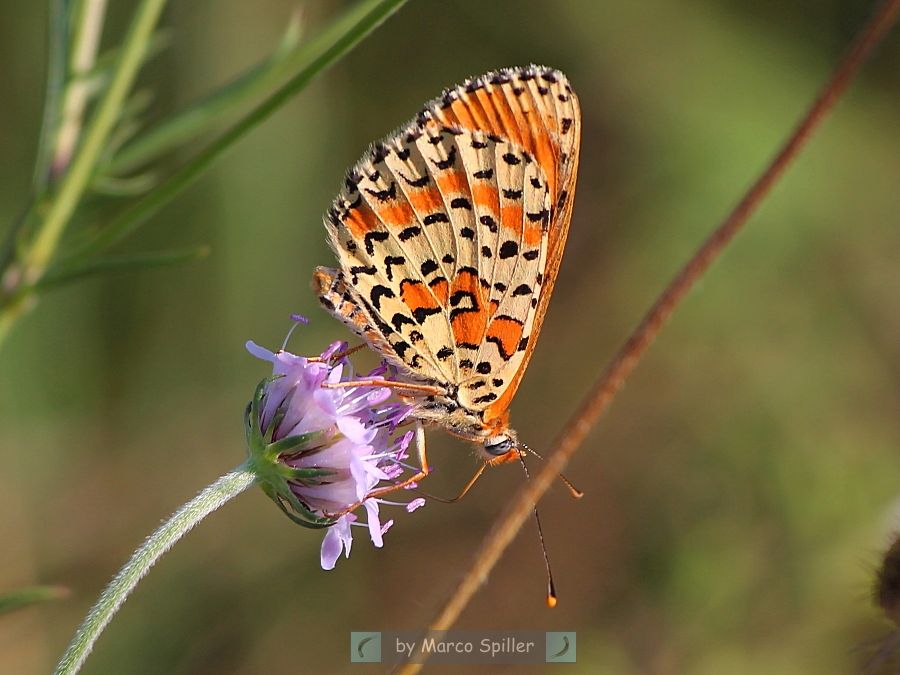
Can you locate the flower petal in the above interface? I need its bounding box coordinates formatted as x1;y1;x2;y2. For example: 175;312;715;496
406;498;426;513
320;526;343;570
364;500;384;548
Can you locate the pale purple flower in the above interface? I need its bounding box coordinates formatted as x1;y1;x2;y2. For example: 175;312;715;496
246;317;423;569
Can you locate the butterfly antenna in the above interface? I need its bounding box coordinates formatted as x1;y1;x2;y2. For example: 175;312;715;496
519;442;584;499
518;451;558;608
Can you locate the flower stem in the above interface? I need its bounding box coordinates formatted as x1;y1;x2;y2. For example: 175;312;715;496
53;465;257;675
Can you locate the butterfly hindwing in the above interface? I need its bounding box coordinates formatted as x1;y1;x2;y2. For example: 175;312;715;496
315;65;581;434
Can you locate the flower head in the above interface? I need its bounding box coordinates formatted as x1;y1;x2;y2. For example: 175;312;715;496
244;317;423;569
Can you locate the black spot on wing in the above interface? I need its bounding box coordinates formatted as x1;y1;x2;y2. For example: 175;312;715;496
364;230;389;255
499;241;519;259
370;285;395;310
364;182;397;202
383;255;405;282
423;212;449;225
434;145;458;170
401;173;431;189
399;226;422;242
512;283;532;296
479;215;498;233
413;306;442;324
391;313;415;331
349;265;376;285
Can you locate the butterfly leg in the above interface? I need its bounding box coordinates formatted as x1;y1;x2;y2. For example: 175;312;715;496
321;379;445;396
308;342;367;362
322;423;430;519
365;421;430;500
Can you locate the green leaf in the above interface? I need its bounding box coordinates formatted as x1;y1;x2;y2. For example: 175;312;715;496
34;246;209;292
20;0;169;281
66;0;410;261
280;466;337;482
245;378;270;454
0;586;69;615
103;14;303;175
265;431;331;458
80;29;172;94
91;172;158;197
0;0;68;273
30;0;69;196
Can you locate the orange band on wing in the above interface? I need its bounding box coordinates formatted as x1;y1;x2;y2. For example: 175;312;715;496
429;277;449;306
437;170;469;195
344;204;380;237
500;204;523;233
409;187;444;213
485;316;524;361
449;99;477;128
401;279;441;313
472;183;499;213
524;223;543;246
376;201;415;228
450;269;488;346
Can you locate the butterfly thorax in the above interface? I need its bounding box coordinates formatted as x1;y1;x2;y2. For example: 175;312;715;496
414;393;518;460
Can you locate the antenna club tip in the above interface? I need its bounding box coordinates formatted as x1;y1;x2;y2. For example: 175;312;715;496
546;594;558;608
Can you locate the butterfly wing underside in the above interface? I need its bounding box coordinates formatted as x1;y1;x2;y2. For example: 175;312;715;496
314;65;581;432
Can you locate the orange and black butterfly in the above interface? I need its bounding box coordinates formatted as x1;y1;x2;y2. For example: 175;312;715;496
314;65;580;487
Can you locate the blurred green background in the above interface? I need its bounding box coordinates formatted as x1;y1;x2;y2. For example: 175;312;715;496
2;1;900;673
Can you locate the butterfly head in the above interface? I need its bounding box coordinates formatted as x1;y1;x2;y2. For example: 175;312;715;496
482;430;521;465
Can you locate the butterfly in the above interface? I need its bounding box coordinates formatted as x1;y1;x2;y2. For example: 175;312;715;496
313;65;580;489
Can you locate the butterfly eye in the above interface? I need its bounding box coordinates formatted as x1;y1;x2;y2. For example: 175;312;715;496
484;436;514;457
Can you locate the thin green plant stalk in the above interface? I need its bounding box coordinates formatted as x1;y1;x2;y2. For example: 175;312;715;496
51;0;109;178
53;465;257;675
21;0;167;285
0;0;165;352
67;0;410;261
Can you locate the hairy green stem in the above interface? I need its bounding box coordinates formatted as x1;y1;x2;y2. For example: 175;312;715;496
53;465;256;675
